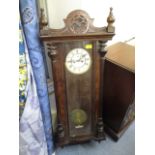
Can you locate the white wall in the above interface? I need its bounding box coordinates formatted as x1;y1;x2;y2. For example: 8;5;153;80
46;0;82;29
81;0;135;45
42;0;135;45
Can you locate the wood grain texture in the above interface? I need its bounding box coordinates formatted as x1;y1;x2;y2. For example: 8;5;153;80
64;41;93;138
40;9;115;146
102;60;135;139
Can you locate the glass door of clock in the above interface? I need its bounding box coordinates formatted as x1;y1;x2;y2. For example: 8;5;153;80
64;41;94;138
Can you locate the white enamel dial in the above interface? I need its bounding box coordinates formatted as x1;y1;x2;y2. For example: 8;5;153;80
65;48;91;74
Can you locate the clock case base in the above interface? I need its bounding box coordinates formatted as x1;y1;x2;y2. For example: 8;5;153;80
55;135;106;147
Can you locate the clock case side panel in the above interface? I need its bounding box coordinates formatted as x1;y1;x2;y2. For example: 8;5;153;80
45;41;70;146
92;42;105;140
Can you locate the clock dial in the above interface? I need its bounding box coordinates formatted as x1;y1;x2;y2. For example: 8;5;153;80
65;48;91;74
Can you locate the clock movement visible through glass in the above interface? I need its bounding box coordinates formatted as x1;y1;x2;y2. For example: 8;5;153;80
65;48;91;74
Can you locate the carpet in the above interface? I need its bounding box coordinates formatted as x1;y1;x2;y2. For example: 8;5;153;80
56;122;135;155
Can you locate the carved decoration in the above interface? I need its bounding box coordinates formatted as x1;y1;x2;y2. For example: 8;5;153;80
64;10;90;34
98;40;108;57
40;9;115;39
46;43;58;61
40;8;115;146
96;117;105;140
57;124;65;138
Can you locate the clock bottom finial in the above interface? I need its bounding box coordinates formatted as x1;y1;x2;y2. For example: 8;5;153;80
95;117;105;142
57;124;65;139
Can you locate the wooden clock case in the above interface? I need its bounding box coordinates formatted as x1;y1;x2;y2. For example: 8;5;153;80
40;8;115;146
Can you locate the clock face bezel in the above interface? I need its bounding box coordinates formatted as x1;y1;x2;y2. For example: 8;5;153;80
65;48;92;75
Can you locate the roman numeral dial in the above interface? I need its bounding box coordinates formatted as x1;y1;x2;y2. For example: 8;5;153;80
65;48;91;74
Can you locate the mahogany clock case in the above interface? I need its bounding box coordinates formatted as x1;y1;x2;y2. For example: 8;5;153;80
40;9;115;146
49;40;103;145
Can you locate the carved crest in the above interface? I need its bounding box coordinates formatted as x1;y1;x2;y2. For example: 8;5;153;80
64;10;92;34
40;9;115;41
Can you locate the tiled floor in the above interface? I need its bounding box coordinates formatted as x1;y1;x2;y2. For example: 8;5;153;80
56;122;135;155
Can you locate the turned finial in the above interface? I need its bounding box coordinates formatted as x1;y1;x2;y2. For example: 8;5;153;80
107;7;115;33
39;8;48;30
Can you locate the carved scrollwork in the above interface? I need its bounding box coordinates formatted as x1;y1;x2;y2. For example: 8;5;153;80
57;124;65;138
95;117;105;140
46;42;58;61
65;12;90;34
40;9;115;38
98;40;108;57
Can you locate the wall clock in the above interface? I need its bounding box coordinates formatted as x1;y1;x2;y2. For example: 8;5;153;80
40;8;115;146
